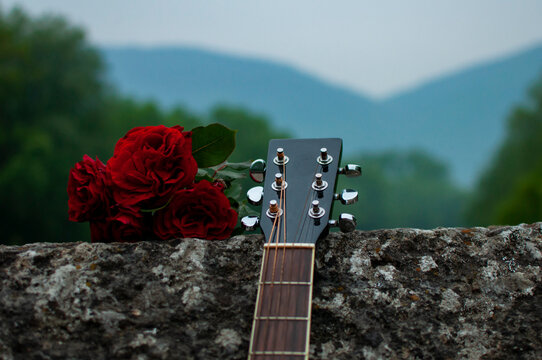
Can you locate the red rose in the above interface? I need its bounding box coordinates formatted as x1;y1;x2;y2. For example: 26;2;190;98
107;125;197;208
90;206;149;243
89;220;113;243
68;155;109;222
154;180;238;240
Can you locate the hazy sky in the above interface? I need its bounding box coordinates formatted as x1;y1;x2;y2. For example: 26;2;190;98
3;0;542;98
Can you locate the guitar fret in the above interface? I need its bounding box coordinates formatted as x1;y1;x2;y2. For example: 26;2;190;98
255;316;309;321
247;138;346;360
263;243;315;249
249;247;315;360
250;351;307;356
259;281;312;285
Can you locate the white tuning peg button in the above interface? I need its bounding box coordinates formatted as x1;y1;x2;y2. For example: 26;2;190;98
247;186;264;205
334;189;358;205
249;159;266;183
241;216;260;231
328;213;357;233
338;164;362;177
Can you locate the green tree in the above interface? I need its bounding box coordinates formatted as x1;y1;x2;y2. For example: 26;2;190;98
208;105;291;162
0;6;472;244
207;105;291;215
0;7;106;244
467;74;542;225
0;7;293;245
335;150;467;230
0;7;207;244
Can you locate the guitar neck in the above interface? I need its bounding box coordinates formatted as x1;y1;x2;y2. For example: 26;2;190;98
248;243;316;360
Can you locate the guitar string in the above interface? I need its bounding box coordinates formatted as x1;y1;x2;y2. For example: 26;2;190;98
281;161;320;353
271;161;286;287
269;172;285;293
293;164;319;356
252;185;281;353
262;165;285;353
266;172;285;352
278;160;287;297
273;160;289;351
292;162;320;246
255;150;324;354
267;159;287;352
299;166;319;357
280;160;287;283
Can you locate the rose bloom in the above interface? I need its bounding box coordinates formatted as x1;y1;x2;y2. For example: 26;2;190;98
90;206;150;243
107;125;198;208
154;180;238;240
68;155;109;222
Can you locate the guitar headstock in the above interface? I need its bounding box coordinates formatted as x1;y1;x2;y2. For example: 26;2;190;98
242;138;361;244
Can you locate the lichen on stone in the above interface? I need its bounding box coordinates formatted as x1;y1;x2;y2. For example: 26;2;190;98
0;224;541;359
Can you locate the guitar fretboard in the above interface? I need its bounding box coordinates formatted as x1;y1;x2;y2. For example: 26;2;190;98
248;243;315;360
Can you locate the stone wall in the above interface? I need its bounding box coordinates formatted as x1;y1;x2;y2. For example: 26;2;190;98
1;223;541;359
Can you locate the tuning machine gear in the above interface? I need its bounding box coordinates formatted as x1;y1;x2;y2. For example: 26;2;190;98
266;200;283;219
271;173;287;191
328;213;357;233
308;200;325;219
317;148;333;165
273;148;289;166
247;186;264;206
333;189;358;205
241;216;260;231
249;159;266;183
338;164;362;177
312;173;328;191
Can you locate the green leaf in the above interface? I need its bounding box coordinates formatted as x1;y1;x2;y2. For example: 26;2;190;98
222;161;252;171
224;182;242;200
215;169;246;182
192;123;236;168
238;202;260;218
195;168;214;182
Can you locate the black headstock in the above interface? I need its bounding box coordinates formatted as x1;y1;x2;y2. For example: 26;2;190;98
242;138;361;244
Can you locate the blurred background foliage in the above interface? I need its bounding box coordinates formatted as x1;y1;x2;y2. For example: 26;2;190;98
1;7;541;245
466;81;542;225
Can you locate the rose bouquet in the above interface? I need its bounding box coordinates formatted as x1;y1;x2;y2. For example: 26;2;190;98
68;124;250;242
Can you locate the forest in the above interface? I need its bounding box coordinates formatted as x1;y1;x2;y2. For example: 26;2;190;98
1;7;541;245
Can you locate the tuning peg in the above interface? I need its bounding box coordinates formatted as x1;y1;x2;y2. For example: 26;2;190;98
249;159;266;183
247;186;264;206
328;213;357;233
333;189;358;205
338;164;362;177
241;216;260;231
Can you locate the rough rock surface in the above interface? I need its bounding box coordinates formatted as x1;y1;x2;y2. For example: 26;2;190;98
1;223;542;360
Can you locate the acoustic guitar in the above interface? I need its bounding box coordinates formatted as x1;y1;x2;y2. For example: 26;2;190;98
241;138;361;360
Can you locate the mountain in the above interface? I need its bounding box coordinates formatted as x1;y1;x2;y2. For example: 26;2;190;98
101;47;379;146
101;44;542;185
381;45;542;185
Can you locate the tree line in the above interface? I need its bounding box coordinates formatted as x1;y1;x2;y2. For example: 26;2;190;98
1;7;540;245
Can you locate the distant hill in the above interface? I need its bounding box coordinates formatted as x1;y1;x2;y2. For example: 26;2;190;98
101;47;379;143
381;45;542;185
102;45;542;185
